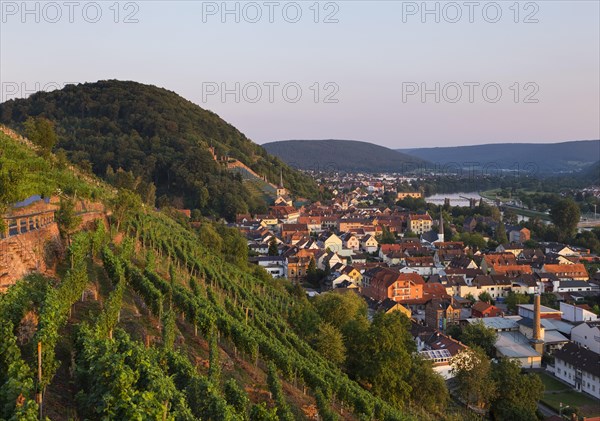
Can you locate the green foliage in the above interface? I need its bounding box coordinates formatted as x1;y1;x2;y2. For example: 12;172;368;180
268;237;279;256
56;197;82;244
0;321;39;420
315;388;339;421
313;292;368;331
162;309;177;351
452;347;496;409
224;379;250;417
266;362;294;421
312;322;346;366
495;222;507;244
35;232;90;389
478;291;494;305
490;358;544;421
377;226;396;244
461;321;498;358
111;189;142;232
74;325;194;420
208;332;221;384
505;291;530;312
23;116;57;154
407;358;448;415
0;131;106;203
0;80;319;218
250;403;278;421
550;198;581;240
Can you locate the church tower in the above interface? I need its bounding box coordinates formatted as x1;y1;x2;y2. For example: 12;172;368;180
276;169;287;197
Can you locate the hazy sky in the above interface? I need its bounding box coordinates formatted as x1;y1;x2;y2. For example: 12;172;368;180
1;0;599;148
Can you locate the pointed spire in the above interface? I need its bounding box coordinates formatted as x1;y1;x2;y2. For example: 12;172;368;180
279;168;284;188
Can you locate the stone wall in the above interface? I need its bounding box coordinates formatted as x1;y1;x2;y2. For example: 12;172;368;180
0;222;61;292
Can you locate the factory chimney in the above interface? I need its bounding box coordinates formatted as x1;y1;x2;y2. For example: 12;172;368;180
530;294;544;354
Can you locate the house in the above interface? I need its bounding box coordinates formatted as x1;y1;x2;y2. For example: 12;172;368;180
281;223;309;240
250;256;286;278
481;253;517;273
425;299;461;331
362;268;424;303
408;213;432;234
377;299;411;318
553;342;600;399
471;301;503;318
360;234;379;253
553;280;593;293
285;249;317;281
411;322;467;379
570;321;600;354
508;227;531;243
542;264;589;281
341;232;360;251
318;232;343;253
297;216;323;233
317;250;344;271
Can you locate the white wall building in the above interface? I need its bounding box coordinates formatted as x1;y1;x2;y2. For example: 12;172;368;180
570;321;600;354
553;342;600;399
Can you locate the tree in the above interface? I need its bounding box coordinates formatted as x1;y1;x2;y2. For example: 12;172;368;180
306;256;319;286
495;222;508;244
312;322;346;366
462;320;498;358
408;357;448;414
267;236;279;256
358;312;415;407
550;199;580;240
451;347;496;409
112;189;142;233
478;291;494;304
23;116;57;154
377;226;396;244
505;291;530;312
56;197;82;248
313;291;368;331
490;358;544;421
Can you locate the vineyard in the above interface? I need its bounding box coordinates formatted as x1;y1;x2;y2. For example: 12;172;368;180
0;129;449;421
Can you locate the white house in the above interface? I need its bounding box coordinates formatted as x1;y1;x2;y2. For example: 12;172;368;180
570;321;600;354
553;342;600;399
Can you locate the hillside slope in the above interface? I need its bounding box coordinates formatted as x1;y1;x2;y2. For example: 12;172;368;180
0;80;318;218
1;127;451;421
263;139;426;173
399;140;600;174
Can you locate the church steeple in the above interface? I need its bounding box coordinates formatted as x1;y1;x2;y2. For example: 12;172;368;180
279;169;284;188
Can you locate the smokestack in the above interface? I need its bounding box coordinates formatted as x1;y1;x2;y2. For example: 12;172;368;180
533;294;541;340
530;294;544;355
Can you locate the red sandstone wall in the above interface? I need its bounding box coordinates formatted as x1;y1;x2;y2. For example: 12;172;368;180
0;223;61;292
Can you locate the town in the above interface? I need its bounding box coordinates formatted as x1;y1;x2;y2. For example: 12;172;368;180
233;170;600;418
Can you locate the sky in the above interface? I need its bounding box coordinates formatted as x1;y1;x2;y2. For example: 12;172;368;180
1;0;599;148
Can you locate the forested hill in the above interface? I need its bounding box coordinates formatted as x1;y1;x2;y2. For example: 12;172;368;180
0;80;318;218
263;139;427;173
399;140;600;174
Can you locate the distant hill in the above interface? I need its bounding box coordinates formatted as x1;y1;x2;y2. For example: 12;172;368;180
399;140;600;174
0;80;319;219
263;139;426;173
579;160;600;185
